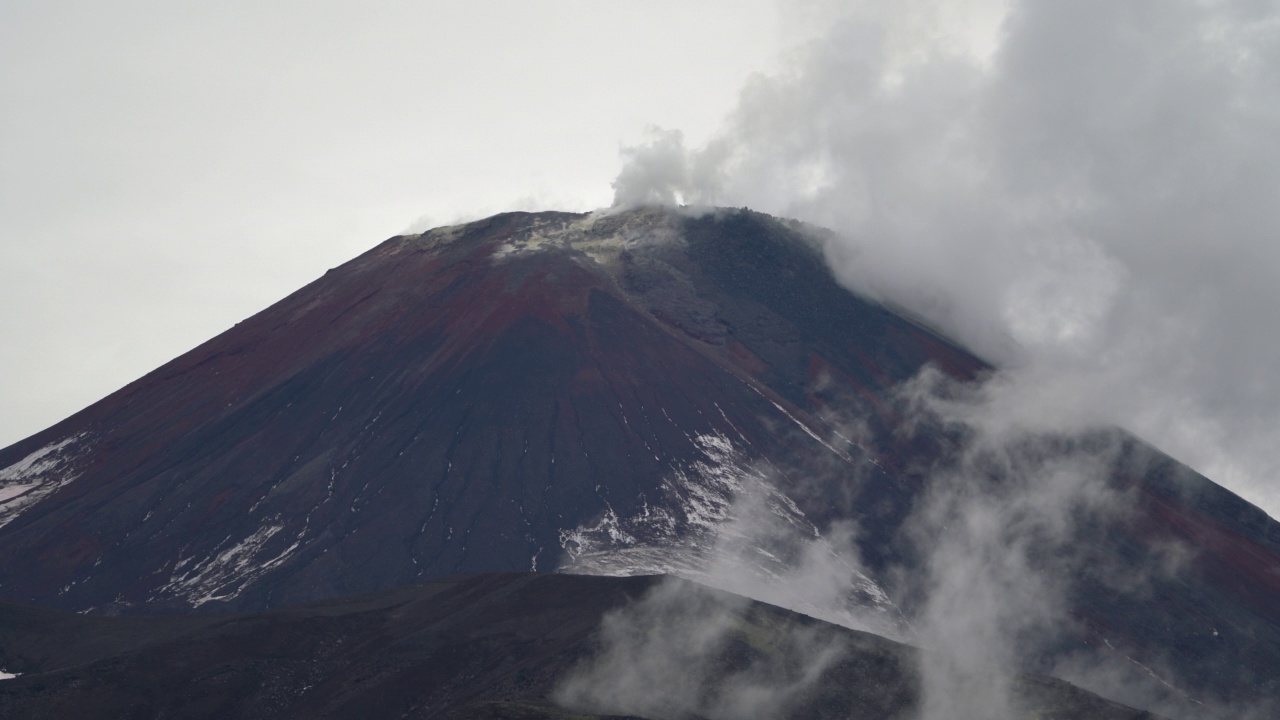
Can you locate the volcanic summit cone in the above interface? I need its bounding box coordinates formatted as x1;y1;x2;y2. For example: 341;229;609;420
0;206;1276;714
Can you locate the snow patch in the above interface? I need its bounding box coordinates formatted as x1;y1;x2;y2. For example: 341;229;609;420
559;504;638;557
556;429;906;636
0;483;38;503
158;519;300;607
0;433;91;529
558;431;788;560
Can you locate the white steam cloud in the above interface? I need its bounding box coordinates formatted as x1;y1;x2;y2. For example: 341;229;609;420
613;0;1280;519
566;4;1279;714
894;367;1276;719
553;578;844;720
553;367;1237;718
896;368;1130;720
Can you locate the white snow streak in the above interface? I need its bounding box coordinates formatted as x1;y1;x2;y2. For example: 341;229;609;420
0;433;90;529
159;519;299;607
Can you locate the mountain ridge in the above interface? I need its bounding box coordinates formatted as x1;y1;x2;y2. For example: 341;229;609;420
0;571;1167;720
0;206;1276;717
0;206;961;615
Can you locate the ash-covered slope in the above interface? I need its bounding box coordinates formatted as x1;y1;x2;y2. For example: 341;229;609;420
0;208;968;618
0;207;1277;715
0;572;1163;720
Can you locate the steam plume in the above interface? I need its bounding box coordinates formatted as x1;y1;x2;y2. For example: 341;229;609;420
614;0;1280;519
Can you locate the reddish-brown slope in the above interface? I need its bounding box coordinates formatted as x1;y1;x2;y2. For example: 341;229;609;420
0;211;914;613
0;207;1275;712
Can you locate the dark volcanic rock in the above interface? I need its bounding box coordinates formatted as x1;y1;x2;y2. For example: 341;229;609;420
0;206;1276;716
0;573;1163;720
0;208;973;615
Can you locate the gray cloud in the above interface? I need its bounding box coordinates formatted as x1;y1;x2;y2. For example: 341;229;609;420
695;477;911;640
552;375;1226;717
551;339;1271;716
893;365;1278;719
613;0;1280;518
893;368;1132;719
553;576;844;720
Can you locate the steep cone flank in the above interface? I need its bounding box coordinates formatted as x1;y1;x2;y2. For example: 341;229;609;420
0;208;977;614
0;206;1277;714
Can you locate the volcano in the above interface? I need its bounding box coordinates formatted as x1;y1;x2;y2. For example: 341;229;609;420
0;206;1276;717
0;207;980;616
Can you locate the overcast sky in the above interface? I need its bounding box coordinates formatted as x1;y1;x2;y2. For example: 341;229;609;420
3;1;1278;518
1;0;780;447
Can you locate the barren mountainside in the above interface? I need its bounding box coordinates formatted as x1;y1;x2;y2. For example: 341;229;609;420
0;208;983;615
0;573;1166;720
0;207;1276;718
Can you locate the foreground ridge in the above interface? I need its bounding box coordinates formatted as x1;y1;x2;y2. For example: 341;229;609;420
0;572;1164;720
